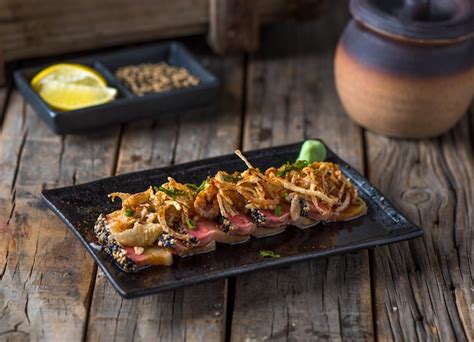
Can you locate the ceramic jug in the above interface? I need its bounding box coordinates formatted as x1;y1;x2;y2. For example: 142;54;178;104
335;0;474;138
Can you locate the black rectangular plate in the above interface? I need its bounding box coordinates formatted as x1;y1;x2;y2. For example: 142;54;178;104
42;140;423;298
14;42;219;134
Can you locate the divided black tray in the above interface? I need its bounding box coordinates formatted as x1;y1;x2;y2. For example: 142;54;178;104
14;42;219;134
42;140;423;298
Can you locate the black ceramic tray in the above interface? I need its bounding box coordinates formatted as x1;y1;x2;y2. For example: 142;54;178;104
42;140;423;298
14;42;219;134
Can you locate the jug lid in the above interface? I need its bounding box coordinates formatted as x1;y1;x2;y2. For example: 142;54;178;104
350;0;474;43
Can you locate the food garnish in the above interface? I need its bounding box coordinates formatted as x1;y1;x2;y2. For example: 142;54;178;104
297;140;326;163
276;160;309;177
259;250;281;258
94;141;367;272
185;178;208;192
31;63;117;111
155;185;185;198
186;218;196;229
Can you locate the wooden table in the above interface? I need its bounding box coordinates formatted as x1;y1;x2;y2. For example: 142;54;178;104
0;3;472;341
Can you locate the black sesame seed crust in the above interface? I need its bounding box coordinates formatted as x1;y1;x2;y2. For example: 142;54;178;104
250;209;266;226
217;215;231;233
105;244;135;272
94;214;110;245
157;233;176;248
94;214;137;273
300;198;310;217
170;224;199;246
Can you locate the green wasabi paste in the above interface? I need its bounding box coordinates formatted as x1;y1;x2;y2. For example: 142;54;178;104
297;140;326;163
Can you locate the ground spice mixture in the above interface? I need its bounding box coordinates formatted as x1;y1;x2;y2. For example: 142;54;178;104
115;62;200;96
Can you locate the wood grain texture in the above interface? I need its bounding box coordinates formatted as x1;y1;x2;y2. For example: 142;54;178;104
0;91;120;340
366;115;473;341
231;4;373;341
0;0;209;61
86;53;244;342
0;88;7;124
0;52;4;86
0;0;320;62
208;0;259;54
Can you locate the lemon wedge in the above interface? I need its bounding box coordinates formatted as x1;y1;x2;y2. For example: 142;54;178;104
31;63;117;111
31;63;107;90
38;80;117;111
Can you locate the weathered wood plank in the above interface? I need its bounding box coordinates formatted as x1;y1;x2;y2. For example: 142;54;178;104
470;102;473;148
0;53;5;86
0;87;8;124
231;4;373;341
208;0;259;54
366;116;473;341
0;91;120;340
86;53;244;342
0;0;321;62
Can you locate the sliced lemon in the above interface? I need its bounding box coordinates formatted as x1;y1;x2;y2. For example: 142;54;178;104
31;63;107;91
38;80;117;111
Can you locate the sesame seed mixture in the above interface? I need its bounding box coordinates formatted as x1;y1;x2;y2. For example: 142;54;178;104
250;209;266;226
300;198;310;217
115;62;200;96
217;215;232;233
157;233;176;249
94;214;136;272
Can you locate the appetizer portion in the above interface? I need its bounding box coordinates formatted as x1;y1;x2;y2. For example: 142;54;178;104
94;144;367;272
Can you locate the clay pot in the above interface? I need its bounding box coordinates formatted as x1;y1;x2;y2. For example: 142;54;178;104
335;0;474;138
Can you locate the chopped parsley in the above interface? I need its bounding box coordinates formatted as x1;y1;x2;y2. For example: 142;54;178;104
186;218;196;229
274;206;282;217
124;208;134;217
259;250;281;258
276;160;309;177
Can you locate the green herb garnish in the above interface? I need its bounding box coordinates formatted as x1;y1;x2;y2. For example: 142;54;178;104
276;160;309;177
186;178;209;192
274;206;282;217
155;185;185;198
185;183;198;190
259;250;281;258
223;174;242;183
186;218;196;229
124;208;134;217
197;178;209;192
